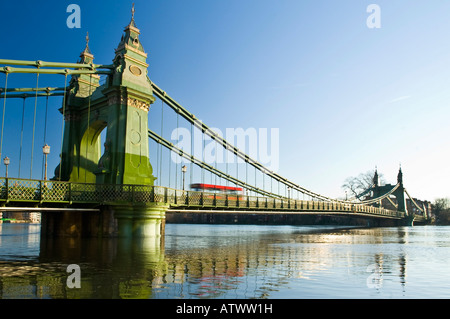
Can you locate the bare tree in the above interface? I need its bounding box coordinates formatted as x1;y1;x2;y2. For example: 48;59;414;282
341;169;385;200
433;198;449;215
433;198;450;225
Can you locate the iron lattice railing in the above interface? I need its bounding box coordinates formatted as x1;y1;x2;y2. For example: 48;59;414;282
0;177;406;219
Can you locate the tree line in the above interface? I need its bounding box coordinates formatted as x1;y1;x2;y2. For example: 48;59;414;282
433;198;450;225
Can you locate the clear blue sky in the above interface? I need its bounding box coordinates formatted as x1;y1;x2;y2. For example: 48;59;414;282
0;0;449;202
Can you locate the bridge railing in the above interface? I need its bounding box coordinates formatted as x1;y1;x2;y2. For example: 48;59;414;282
0;178;405;219
157;188;404;219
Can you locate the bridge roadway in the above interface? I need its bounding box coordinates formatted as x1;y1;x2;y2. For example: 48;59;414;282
0;177;413;222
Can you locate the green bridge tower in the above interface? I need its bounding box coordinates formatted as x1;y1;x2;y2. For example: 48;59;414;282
372;167;414;226
43;7;168;238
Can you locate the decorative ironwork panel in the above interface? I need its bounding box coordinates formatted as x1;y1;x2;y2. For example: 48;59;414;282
8;179;40;201
71;183;99;202
175;190;188;205
215;196;226;207
102;184;132;202
41;182;70;202
227;197;237;207
133;185;154;203
239;196;248;209
153;186;166;203
274;199;282;209
248;196;257;208
0;178;7;200
188;191;201;206
166;188;177;204
202;193;214;206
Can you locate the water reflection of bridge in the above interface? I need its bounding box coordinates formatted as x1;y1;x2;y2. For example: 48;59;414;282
0;226;408;298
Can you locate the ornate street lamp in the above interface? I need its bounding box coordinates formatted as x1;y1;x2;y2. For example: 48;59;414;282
182;165;187;190
3;156;10;178
42;144;50;181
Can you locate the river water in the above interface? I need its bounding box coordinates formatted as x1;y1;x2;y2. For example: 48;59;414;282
0;223;449;299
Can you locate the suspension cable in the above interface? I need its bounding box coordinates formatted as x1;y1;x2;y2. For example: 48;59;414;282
175;111;179;189
0;72;9;160
166;100;171;188
41;92;49;179
404;188;425;213
85;74;92;182
190;122;193;187
159;98;164;185
19;97;26;178
386;196;398;208
148;129;283;198
30;73;40;179
59;73;68;181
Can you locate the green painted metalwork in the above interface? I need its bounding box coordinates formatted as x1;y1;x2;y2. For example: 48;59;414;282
54;17;157;187
0;59;114;70
0;66;112;75
0;177;407;220
0;92;65;99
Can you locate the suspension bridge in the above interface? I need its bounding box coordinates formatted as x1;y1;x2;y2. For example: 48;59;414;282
0;7;430;237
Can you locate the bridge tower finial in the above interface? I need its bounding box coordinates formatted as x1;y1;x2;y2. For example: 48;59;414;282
79;31;93;64
129;3;136;28
373;166;379;187
397;164;403;184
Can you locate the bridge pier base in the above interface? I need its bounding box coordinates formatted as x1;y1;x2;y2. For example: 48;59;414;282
398;214;415;227
40;204;168;238
40;209;117;238
113;204;168;238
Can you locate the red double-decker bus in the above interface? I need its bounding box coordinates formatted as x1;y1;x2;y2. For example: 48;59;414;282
190;183;243;200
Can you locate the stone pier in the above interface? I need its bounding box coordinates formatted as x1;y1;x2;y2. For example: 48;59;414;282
40;203;168;238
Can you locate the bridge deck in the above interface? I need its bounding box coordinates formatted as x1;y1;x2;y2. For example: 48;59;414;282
0;177;417;221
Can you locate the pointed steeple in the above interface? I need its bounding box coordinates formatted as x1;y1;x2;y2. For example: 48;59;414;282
397;164;403;184
373;166;379;187
129;2;137;28
115;3;145;55
111;3;152;91
79;32;94;64
69;31;99;103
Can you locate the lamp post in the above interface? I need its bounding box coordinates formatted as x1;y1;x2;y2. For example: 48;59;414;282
182;165;187;191
42;144;50;181
3;156;10;178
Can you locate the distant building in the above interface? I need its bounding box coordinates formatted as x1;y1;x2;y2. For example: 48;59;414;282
1;211;41;223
